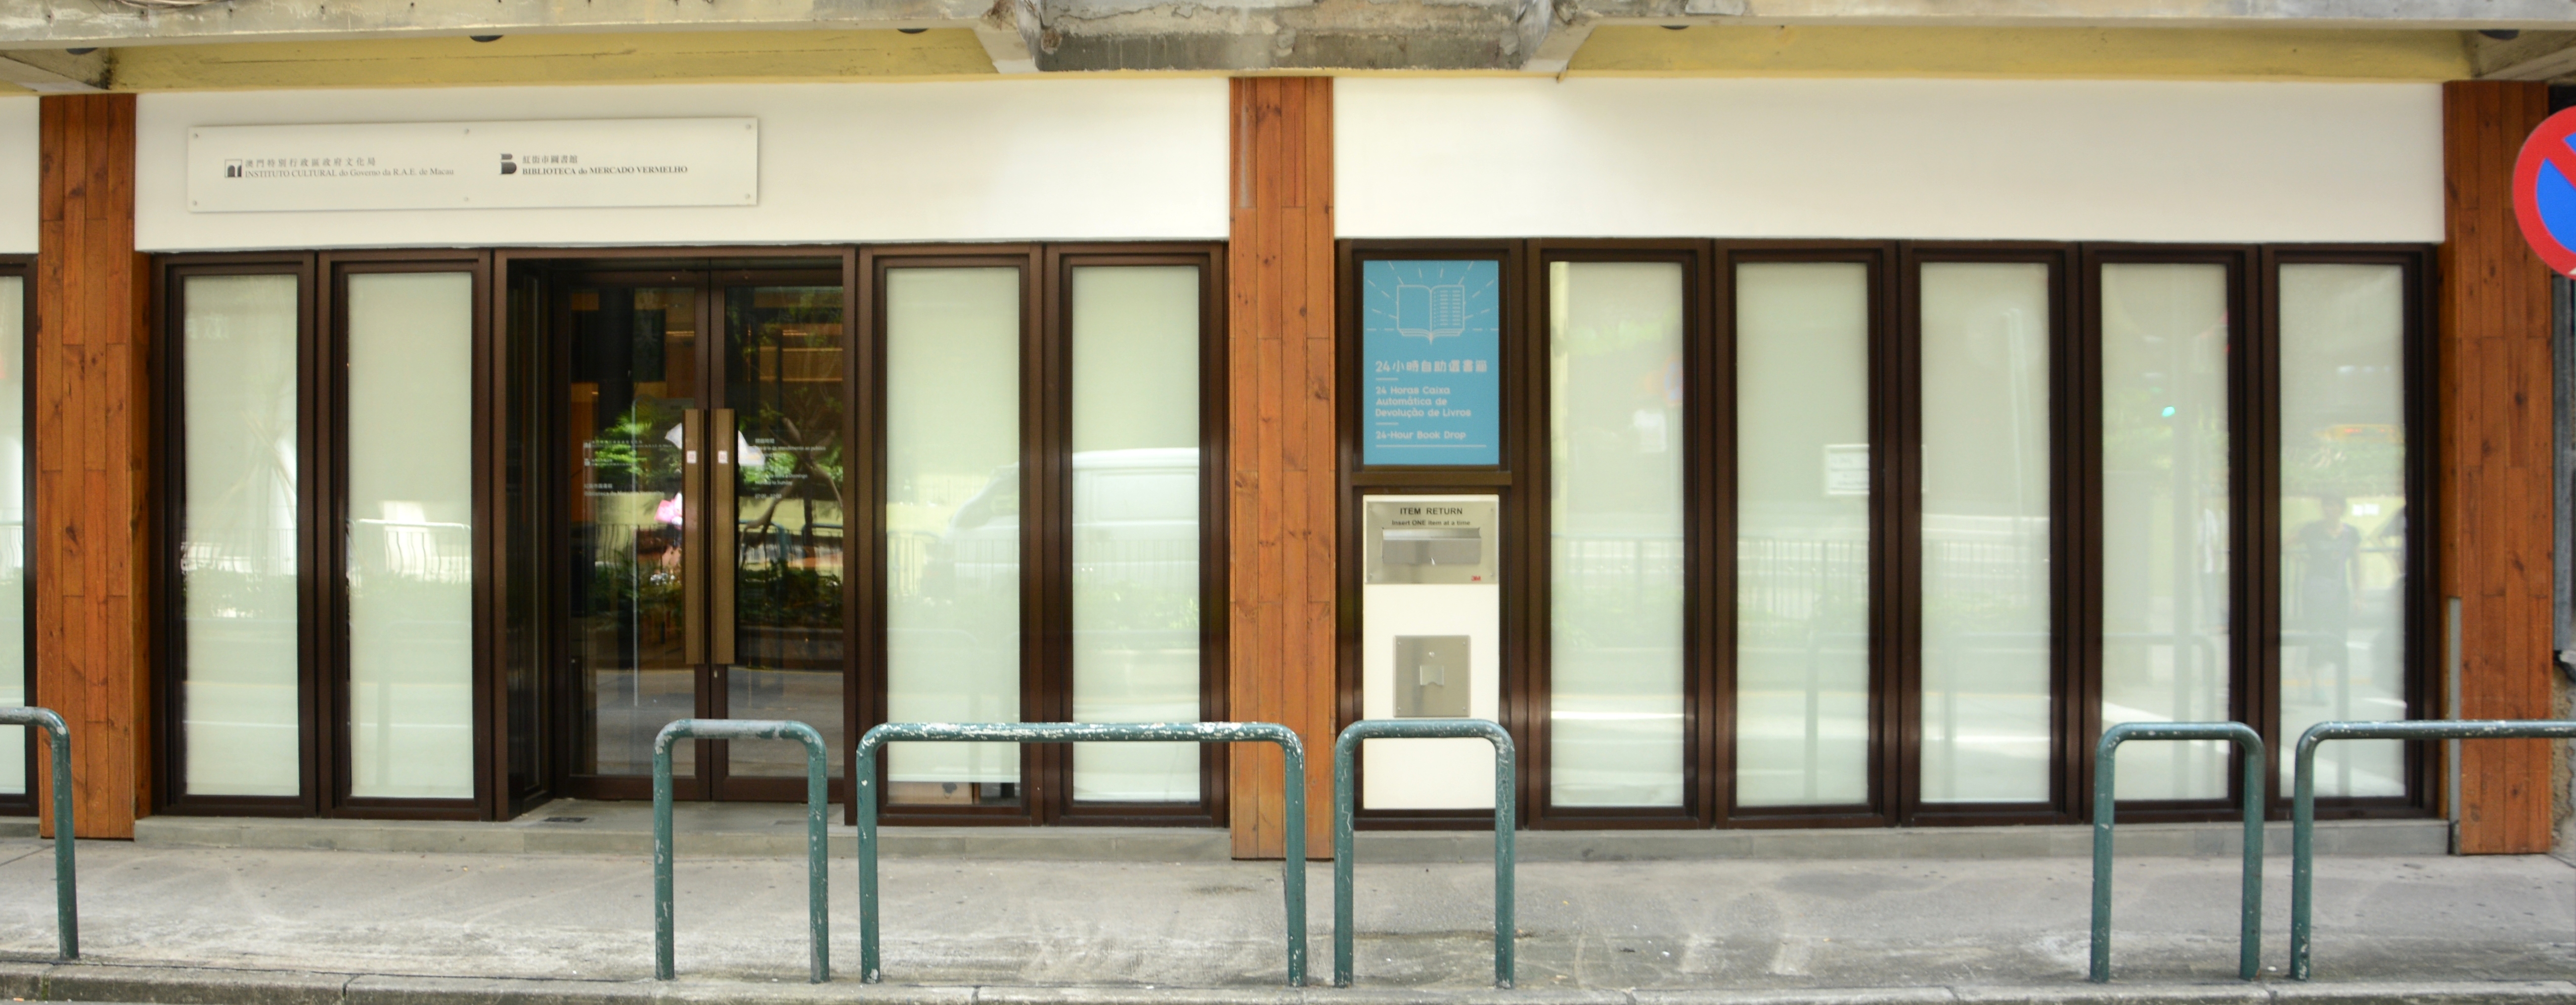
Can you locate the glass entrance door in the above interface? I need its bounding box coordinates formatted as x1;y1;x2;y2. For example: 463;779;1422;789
563;265;848;800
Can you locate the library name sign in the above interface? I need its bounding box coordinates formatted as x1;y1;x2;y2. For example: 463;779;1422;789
187;118;759;213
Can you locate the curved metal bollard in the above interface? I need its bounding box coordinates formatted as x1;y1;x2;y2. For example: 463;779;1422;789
854;721;1308;986
2290;718;2576;981
0;707;73;959
2090;721;2264;983
1332;718;1513;989
653;718;830;983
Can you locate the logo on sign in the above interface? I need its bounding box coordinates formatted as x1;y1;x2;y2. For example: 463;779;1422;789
2511;108;2576;276
1396;280;1467;342
499;153;516;175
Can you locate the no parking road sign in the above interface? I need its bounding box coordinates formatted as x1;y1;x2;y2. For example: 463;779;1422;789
2513;108;2576;276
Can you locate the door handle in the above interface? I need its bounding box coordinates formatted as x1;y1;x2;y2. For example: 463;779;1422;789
681;408;707;665
711;407;738;666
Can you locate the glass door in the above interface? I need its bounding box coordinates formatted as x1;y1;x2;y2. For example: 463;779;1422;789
561;264;848;800
714;273;849;798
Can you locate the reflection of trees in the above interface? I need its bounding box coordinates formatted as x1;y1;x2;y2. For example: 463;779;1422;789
1070;572;1198;634
727;287;847;641
2282;435;2401;500
588;400;683;487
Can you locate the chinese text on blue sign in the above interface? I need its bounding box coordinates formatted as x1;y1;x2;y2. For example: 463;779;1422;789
1363;260;1502;466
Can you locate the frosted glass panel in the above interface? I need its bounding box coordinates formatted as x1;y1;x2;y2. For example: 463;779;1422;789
885;267;1022;804
346;272;475;799
1068;266;1201;802
1734;262;1871;807
182;274;303;797
1548;261;1686;808
0;278;23;795
1919;263;2052;803
2277;264;2407;798
2100;264;2231;801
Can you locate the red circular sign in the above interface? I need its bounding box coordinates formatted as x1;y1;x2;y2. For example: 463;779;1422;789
2512;107;2576;277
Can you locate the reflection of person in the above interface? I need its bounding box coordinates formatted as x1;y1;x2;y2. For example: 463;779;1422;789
2294;492;2361;674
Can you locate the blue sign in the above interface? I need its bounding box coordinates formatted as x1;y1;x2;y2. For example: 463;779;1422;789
1361;260;1501;466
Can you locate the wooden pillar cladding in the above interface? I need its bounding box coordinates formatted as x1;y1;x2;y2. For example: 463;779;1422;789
2439;81;2558;854
1228;77;1336;860
33;94;150;840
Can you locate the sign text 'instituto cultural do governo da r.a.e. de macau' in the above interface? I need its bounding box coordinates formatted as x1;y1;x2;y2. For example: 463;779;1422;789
187;118;759;213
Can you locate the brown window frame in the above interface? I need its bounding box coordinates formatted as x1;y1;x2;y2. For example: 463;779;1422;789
2254;244;2440;821
1333;239;1525;830
320;251;494;821
859;241;1233;829
153;252;325;817
1039;244;1233;827
1713;239;1903;830
153;241;1226;823
2075;244;2262;825
1895;242;2081;828
0;255;33;817
502;246;857;807
1518;239;1714;830
1336;238;2439;831
155;251;494;820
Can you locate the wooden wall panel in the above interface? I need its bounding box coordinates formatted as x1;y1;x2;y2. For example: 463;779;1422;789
1228;77;1336;860
33;94;150;840
2439;81;2558;855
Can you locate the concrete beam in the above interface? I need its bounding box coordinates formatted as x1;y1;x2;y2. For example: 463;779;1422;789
2472;30;2576;81
4;0;2575;53
0;48;106;92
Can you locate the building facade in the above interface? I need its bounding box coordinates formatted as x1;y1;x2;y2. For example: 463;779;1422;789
0;5;2564;859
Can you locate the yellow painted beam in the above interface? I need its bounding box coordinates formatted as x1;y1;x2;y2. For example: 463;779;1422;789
1571;26;2472;82
105;29;998;91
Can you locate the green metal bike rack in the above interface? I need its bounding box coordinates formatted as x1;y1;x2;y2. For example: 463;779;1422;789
652;718;830;983
2290;718;2576;981
854;721;1309;986
2090;720;2264;983
0;707;73;960
1332;717;1514;989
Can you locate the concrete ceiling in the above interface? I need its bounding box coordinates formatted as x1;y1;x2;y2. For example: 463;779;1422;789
0;0;2572;80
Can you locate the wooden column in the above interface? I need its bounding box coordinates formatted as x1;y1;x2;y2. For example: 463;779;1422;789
34;94;150;839
1228;77;1336;860
2439;81;2558;854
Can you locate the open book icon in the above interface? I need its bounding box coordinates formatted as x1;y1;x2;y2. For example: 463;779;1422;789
1396;281;1467;341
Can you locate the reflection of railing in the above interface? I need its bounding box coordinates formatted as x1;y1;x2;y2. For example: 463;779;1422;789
1924;537;2045;602
1737;538;1868;622
178;533;298;577
888;531;933;598
1733;536;2052;616
736;521;843;570
1071;537;1198;594
352;519;472;583
1553;533;1682;602
900;535;1200;600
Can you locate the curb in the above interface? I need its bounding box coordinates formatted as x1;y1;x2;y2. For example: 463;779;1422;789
0;962;2567;1005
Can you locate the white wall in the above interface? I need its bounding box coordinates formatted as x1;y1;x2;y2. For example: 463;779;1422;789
0;98;36;255
137;80;1228;251
1338;78;2442;243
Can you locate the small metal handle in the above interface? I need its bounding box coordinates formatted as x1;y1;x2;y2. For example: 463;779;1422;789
711;408;738;665
681;409;707;665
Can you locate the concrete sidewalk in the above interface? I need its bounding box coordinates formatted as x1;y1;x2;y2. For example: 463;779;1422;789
0;832;2560;1003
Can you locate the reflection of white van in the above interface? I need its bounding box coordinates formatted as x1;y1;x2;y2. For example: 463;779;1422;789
924;448;1199;598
